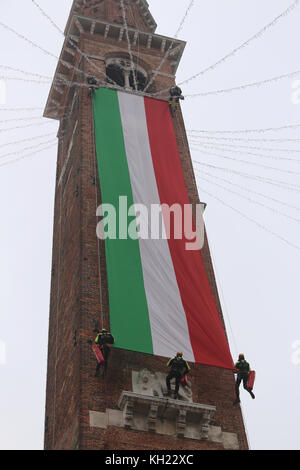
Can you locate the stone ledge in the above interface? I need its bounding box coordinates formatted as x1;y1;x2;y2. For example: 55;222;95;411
118;391;215;440
89;391;239;448
118;391;215;414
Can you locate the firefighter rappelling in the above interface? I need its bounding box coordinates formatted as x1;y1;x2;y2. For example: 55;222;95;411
166;352;191;399
87;75;99;97
169;85;185;116
93;328;115;377
233;354;256;405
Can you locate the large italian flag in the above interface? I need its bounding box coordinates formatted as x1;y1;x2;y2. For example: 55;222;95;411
93;87;234;369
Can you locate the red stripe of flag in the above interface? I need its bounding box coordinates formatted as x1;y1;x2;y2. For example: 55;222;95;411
144;97;234;369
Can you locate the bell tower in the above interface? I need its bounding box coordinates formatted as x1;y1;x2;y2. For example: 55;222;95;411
44;0;249;450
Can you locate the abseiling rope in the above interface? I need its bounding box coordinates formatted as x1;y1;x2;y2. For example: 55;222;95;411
52;122;65;448
173;106;241;360
91;98;104;331
208;246;239;361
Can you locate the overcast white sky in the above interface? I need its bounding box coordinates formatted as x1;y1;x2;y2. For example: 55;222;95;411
0;0;300;450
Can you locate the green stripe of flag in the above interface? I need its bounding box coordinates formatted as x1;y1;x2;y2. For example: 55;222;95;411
93;87;153;354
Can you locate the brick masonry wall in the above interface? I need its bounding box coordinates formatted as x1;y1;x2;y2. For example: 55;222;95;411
44;91;82;450
44;2;249;450
75;0;154;33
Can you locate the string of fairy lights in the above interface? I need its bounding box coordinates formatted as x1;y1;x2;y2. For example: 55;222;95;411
0;0;299;254
1;5;300;449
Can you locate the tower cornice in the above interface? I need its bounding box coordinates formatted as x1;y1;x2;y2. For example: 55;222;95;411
67;0;157;34
44;13;185;120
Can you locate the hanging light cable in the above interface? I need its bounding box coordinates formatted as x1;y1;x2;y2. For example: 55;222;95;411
194;167;300;212
120;0;138;91
155;0;300;96
186;133;300;144
196;172;300;224
188;123;300;135
0;19;104;90
30;0;118;88
185;69;300;98
188;137;300;153
189;141;300;163
195;183;300;252
192;159;300;193
144;0;195;93
190;146;300;177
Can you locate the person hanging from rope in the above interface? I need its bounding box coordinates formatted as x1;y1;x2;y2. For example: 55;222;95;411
169;85;184;116
233;353;255;405
87;75;99;97
166;352;191;399
94;328;115;377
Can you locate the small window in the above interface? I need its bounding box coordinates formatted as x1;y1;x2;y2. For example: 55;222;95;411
106;58;148;92
106;64;125;88
129;70;147;91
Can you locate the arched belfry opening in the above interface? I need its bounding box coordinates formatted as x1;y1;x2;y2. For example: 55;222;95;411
106;56;148;91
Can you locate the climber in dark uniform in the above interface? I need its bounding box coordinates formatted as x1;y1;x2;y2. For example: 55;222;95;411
166;352;191;399
94;328;114;377
169;85;184;116
233;353;255;405
87;75;99;97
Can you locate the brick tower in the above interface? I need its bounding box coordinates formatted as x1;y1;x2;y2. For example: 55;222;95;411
44;0;249;450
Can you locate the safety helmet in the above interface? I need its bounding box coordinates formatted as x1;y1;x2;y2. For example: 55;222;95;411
176;352;183;357
101;328;108;332
238;353;245;360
